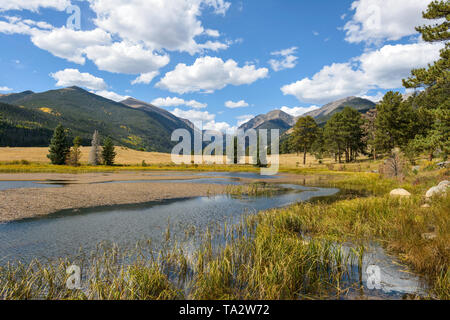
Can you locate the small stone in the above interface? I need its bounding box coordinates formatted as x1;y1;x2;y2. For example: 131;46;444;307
390;189;411;197
421;204;431;208
421;232;437;240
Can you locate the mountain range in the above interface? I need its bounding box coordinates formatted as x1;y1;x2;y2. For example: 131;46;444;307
0;86;193;152
239;96;376;132
0;87;377;151
239;110;296;132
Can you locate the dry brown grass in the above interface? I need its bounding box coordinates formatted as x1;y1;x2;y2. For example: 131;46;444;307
0;147;381;169
0;147;172;165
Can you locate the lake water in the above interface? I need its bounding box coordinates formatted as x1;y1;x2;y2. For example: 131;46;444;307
0;180;66;191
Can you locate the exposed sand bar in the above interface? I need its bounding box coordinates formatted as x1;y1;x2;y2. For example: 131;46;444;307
0;182;228;223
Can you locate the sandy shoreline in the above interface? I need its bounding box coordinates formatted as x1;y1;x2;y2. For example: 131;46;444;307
0;182;228;223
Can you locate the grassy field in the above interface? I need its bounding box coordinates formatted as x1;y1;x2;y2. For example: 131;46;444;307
0;146;383;173
0;147;172;165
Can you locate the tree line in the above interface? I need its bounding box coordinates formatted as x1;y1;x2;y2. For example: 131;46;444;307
47;124;116;166
284;0;449;165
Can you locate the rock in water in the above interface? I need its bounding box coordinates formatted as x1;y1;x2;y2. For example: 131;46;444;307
390;189;411;197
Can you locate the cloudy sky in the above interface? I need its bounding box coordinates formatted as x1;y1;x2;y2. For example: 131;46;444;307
0;0;442;131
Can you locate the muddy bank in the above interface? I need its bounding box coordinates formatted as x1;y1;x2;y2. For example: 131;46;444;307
0;182;227;223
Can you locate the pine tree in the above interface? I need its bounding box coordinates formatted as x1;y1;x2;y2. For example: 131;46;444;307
323;108;365;163
290;116;319;165
415;0;449;43
102;137;116;166
89;130;101;166
339;107;365;162
324;113;345;163
47;124;70;165
68;136;82;166
402;0;449;160
375;92;415;153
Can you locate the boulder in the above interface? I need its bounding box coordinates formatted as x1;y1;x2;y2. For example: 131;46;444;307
426;184;448;198
390;189;411;197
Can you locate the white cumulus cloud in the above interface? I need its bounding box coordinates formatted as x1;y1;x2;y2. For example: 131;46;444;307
0;86;13;92
31;27;112;64
171;108;232;132
343;0;434;44
84;41;170;75
131;72;160;85
225;100;249;108
0;0;233;79
50;68;107;91
0;0;70;12
152;97;207;109
89;0;230;54
92;90;129;102
236;114;255;126
280;106;320;117
157;56;268;94
269;46;298;72
281;42;443;104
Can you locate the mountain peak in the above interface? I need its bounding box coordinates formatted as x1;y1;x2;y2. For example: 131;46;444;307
120;97;155;107
239;109;295;132
65;86;85;91
121;97;195;131
302;96;376;124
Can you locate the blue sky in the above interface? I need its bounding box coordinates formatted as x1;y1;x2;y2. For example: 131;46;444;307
0;0;442;131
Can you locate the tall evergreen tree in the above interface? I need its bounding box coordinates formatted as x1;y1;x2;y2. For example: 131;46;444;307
415;0;449;43
47;124;70;165
89;130;101;166
375;92;415;153
323;108;365;163
403;0;449;160
102;137;116;166
290;116;319;165
340;107;365;162
324;113;345;163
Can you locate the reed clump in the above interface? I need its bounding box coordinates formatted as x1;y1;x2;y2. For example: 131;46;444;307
225;183;289;197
